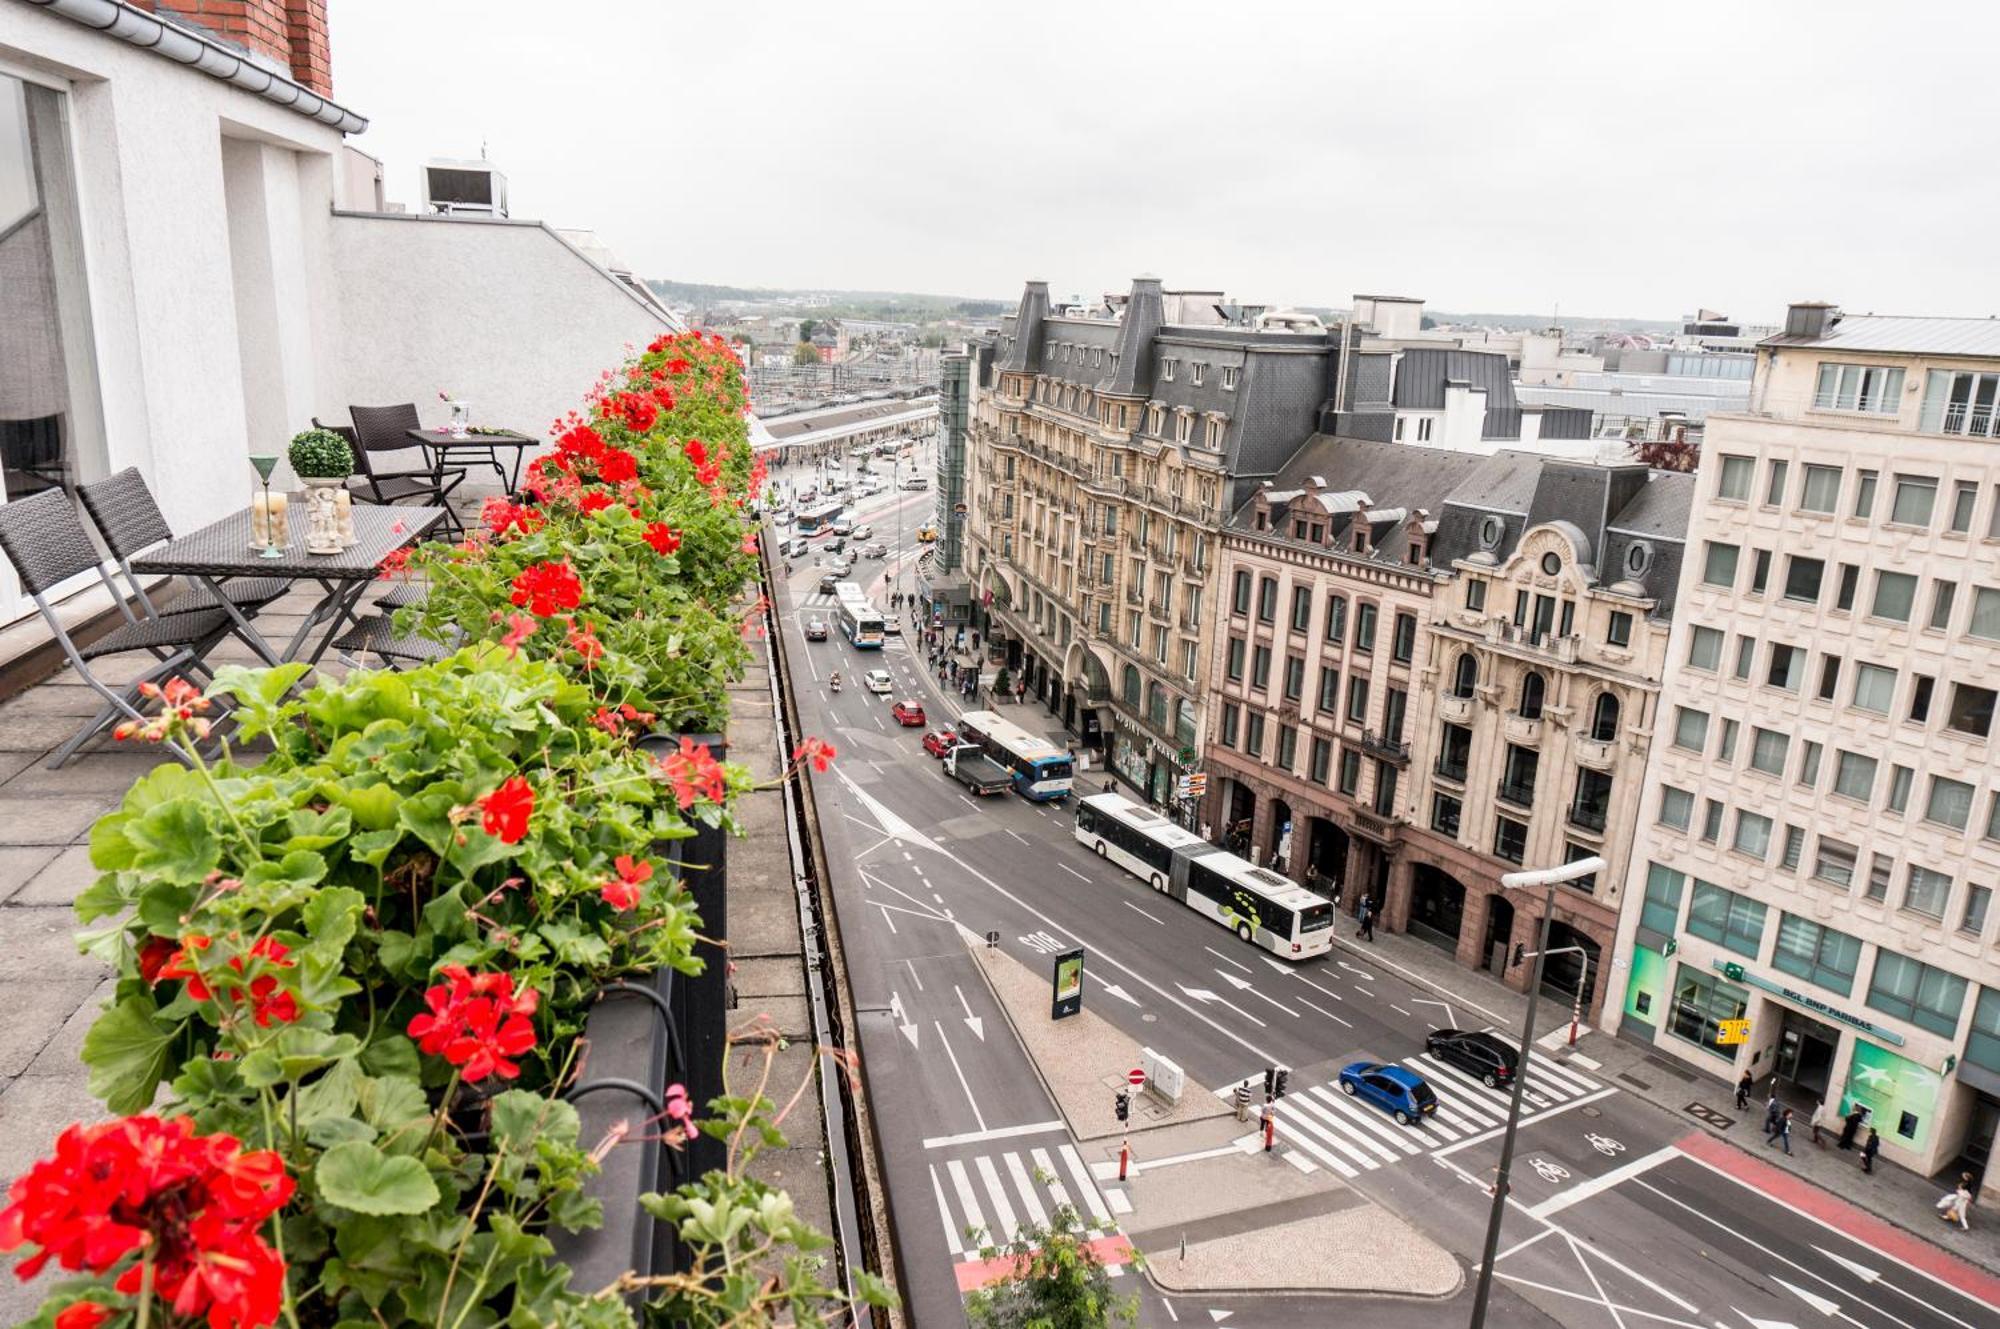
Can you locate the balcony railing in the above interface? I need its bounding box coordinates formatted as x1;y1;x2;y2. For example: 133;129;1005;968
1496;779;1538;809
1148;598;1171;621
1362;730;1409;762
1124;586;1143;605
1435;756;1468;784
1568;799;1609;833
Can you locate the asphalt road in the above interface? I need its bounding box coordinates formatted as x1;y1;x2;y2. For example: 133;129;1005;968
770;481;2000;1329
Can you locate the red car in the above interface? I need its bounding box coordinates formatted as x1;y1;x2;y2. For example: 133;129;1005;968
891;700;927;727
921;728;958;757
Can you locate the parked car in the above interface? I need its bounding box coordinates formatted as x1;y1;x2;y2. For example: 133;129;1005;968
851;524;874;539
1337;1062;1437;1125
863;669;894;694
921;728;959;757
803;619;828;641
891;699;927;727
859;541;888;559
1424;1029;1518;1088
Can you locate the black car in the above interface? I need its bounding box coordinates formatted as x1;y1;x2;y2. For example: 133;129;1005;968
1424;1029;1518;1088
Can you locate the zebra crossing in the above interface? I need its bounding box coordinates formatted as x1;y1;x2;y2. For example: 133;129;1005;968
927;1142;1119;1260
1224;1051;1607;1180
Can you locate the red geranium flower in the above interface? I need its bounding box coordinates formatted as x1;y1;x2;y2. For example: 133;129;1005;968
599;856;652;912
576;490;614;515
508;560;582;617
554;422;606;463
137;935;179;985
641;522;682;556
792;737;837;773
478;776;534;844
597;447;639;484
481;497;544;539
500;612;537;657
564;619;604;670
55;1302;112;1329
658;737;728;811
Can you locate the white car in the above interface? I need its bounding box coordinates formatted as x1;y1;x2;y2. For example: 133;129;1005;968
851;524;874;539
863;669;894;694
901;476;929;490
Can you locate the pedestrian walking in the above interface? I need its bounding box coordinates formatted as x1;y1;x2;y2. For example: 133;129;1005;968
1734;1071;1753;1110
1860;1128;1880;1174
1357;896;1376;942
1766;1109;1793;1155
1764;1094;1782;1140
1839;1105;1866;1150
1936;1173;1974;1230
1810;1098;1829;1148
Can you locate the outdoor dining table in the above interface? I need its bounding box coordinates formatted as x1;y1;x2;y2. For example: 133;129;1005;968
406;427;540;496
133;502;444;669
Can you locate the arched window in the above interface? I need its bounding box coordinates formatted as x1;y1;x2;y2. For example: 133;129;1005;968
1590;693;1620;741
1121;665;1141;705
1520;671;1547;720
1450;653;1479;699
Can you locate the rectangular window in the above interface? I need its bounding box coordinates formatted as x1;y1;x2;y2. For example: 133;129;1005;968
1354;602;1378;653
1700;799;1724;843
1717;718;1739;762
1276;725;1297;772
1853;469;1878;518
1232;570;1251;614
1498;744;1540;807
1183;640;1198;682
1671;966;1751;1060
1244;713;1265;758
1904;864;1953;919
1948;684;1996;738
1290;585;1312;632
1962;886;1991;937
1673;707;1709;752
1716;455;1753;500
1733;635;1756;680
1435;723;1472;782
1732;811;1773;860
1866;852;1894;902
1257;577;1277;623
1799;464;1842;513
1951;481;1979;534
1766;643;1804;691
1780;824;1806;870
1687;625;1723;670
1813;836;1857;888
1226;636;1245;681
1925;777;1974;831
1391;611;1417;663
1783;557;1824;603
1317;666;1340;712
1219;703;1239;748
1909;675;1934;724
1641;863;1686;936
1251;645;1271;690
1493;815;1528;864
1345;675;1369;724
1702;542;1740;588
1835;564;1859;612
1851;663;1896;713
1974;989;2000;1078
1337;749;1360;795
1872;571;1918;622
1814;362;1905;414
1688;879;1769;955
1764;460;1790;506
1833;750;1877;802
1888;764;1914;814
1969;587;2000;640
1890;474;1938;527
1324;595;1347;643
1749;727;1788;775
1431;791;1462;838
1282;655;1305;702
1309;736;1332;784
1773;915;1862;995
1750;549;1771;595
1658;784;1694;830
1570;768;1613;832
1607;611;1632;647
1798;740;1823;788
1816;654;1841;701
1867;951;1969;1039
1466;580;1488;612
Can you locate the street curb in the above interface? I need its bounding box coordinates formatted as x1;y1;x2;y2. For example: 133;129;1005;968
1137;1257;1466;1303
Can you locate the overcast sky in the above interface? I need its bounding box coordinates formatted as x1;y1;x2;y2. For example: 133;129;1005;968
331;1;2000;323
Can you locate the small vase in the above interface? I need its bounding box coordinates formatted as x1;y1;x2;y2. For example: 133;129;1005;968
449;400;471;439
303;481;344;555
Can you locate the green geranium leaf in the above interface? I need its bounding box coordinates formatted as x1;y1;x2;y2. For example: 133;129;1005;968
302;885;365;957
360;1034;422;1083
82;997;175;1114
73;871;129;925
358;1073;429;1132
88;812;137;871
238;1026;362;1088
317;1140;439;1216
491;1090;581;1154
325;780;401;832
125;799;221;885
348;827;403;868
279;805;354;852
398;789;464;859
293;1055;364;1124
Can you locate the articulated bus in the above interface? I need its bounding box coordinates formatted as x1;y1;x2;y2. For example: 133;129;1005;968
833;586;885;648
954;710;1073;801
793;499;847;539
1073;793;1334;960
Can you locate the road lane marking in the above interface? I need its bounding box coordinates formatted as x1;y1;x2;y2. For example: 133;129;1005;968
1056;1145;1112;1224
872;903;898;934
975;1155;1019;1243
929;1167;964;1256
1003;1152;1049;1229
1214;969;1300;1018
1432;1086;1620;1158
945;1160;986;1244
1123;901;1166;925
1204;946;1252;973
1298;996;1350;1027
1059;864;1089;881
1006;829;1030;844
923;1121;1067;1149
935;1021;988;1133
904;958;925;990
1527;1146;1679;1220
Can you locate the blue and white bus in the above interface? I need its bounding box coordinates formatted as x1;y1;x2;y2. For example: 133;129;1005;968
794;499;846;540
954;710;1073;801
1073;793;1333;961
833;585;885;649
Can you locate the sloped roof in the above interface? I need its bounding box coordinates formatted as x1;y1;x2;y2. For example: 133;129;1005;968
1764;314;2000;359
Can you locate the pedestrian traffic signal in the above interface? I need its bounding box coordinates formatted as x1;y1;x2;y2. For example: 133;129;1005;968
1273;1067;1290;1100
1114;1091;1130;1122
1510;943;1526;969
1262;1066;1276;1097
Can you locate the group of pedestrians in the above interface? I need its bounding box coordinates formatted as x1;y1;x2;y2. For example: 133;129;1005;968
1737;1072;1889;1177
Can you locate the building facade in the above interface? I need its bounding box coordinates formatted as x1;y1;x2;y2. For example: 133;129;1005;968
1613;303;2000;1189
965;277;1335;804
1401;456;1691;1014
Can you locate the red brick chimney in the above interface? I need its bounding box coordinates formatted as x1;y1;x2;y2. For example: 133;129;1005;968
128;0;335;98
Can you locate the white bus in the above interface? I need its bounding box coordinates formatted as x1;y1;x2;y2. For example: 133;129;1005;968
954;710;1073;801
833;585;884;649
794;499;846;540
1073;793;1334;961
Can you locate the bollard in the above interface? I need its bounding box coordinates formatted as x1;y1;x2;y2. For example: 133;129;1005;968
1262;1107;1276;1153
1118;1139;1131;1182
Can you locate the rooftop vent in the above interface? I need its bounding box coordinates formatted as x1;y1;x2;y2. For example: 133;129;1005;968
1784;302;1841;340
422;158;508;217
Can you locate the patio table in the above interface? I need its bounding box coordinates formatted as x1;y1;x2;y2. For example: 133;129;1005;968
406;427;539;495
133;503;444;669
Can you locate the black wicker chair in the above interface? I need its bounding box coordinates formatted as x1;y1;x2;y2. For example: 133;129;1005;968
0;487;235;768
343;405;466;535
328;613;459;670
78;469;291;634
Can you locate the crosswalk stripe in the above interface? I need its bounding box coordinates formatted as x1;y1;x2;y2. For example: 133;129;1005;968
976;1155;1019;1244
929;1166;964;1256
1003;1152;1049;1230
1302;1084;1427;1156
945;1159;985;1245
1523;1052;1599;1098
1269;1099;1370;1173
1030;1148;1081;1230
1057;1145;1113;1225
1409;1055;1531;1118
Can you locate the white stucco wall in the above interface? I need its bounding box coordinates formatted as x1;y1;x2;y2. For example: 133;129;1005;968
325;214;675;445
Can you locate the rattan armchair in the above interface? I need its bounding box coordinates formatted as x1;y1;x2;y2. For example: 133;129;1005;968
342;405;466;534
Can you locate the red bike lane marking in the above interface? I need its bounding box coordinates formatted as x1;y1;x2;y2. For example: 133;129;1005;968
1675;1128;2000;1308
954;1233;1135;1292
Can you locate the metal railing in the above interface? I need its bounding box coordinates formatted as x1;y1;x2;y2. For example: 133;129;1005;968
1496;779;1538;808
1568;800;1609;833
1362;730;1410;761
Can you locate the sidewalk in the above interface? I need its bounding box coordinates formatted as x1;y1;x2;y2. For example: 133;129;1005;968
1335;918;2000;1271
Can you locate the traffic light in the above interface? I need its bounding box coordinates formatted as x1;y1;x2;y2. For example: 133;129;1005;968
1262;1066;1276;1098
1273;1067;1290;1100
1511;942;1526;969
1114;1091;1130;1123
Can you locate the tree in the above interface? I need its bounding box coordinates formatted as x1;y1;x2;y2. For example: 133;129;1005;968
793;341;821;367
964;1204;1139;1329
1630;431;1700;473
797;318;819;343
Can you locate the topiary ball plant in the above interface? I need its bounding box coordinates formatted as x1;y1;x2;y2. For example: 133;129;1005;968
289;427;354;479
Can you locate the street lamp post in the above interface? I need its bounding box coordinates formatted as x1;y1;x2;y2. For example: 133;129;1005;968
1467;854;1605;1329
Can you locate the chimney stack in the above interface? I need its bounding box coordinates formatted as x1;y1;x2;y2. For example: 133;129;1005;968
131;1;334;97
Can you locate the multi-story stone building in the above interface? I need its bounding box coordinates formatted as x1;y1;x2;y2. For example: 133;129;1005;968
1401;456;1692;1010
965;277;1337;803
1613;303;2000;1188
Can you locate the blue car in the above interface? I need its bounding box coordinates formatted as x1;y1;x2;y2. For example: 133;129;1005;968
1337;1061;1438;1125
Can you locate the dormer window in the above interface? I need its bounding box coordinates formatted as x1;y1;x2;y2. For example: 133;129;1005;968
1254;510;1269;531
1092;348;1103;367
1162;359;1178;382
1192;363;1207;386
1148;405;1164;434
1353;524;1371;555
1222;367;1240;391
1176;412;1193;444
1408;536;1426;566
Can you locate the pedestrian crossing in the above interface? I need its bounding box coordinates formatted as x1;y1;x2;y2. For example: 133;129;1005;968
927;1142;1119;1259
1219;1051;1606;1180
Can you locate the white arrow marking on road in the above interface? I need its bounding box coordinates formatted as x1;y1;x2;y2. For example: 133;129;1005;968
1811;1248;1878;1283
889;991;919;1049
955;985;985;1041
1097;981;1140;1007
1412;996;1459;1028
1214;968;1301;1018
1772;1279;1841;1319
1737;1317;1799;1329
1176;983;1268;1028
1208;1312;1232;1324
1337;960;1379;982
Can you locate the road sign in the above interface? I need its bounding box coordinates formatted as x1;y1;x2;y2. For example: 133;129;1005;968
1186;772;1208;797
1717;1018;1750;1045
1127;1068;1147;1087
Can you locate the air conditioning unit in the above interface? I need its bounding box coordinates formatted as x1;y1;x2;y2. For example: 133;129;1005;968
421;158;508;217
